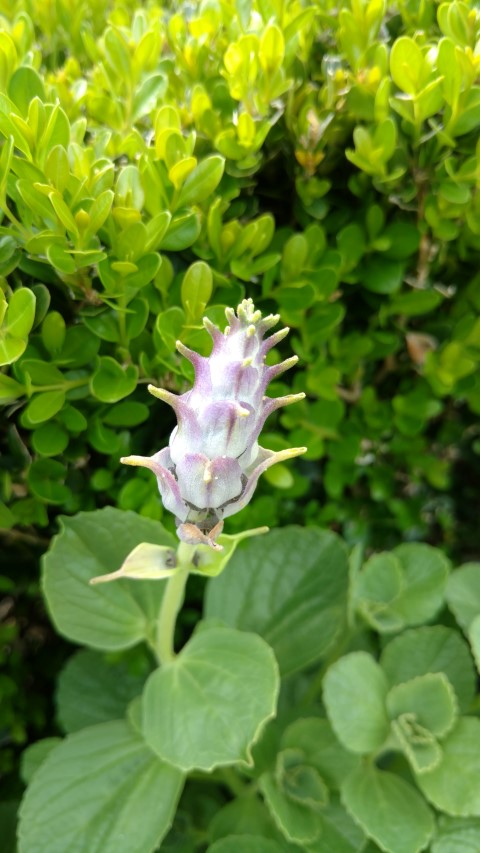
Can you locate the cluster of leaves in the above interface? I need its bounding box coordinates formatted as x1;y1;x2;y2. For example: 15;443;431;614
11;508;480;853
1;0;480;846
0;0;479;548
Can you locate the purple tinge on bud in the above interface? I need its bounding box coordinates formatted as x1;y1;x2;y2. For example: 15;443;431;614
121;299;306;548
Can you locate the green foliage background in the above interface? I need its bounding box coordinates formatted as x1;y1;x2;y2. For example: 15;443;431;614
0;0;479;847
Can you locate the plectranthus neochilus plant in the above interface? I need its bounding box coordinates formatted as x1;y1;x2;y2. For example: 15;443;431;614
121;299;306;548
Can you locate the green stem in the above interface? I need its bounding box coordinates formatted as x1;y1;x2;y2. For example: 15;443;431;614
155;541;196;665
219;767;252;798
117;297;128;349
1;200;29;239
31;378;89;393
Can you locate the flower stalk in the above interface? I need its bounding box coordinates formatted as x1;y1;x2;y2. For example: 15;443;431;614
155;541;195;665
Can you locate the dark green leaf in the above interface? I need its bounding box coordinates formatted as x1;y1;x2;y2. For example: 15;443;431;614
56;649;147;733
18;721;183;853
205;527;349;676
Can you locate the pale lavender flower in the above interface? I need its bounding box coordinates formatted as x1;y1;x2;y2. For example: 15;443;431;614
121;299;306;548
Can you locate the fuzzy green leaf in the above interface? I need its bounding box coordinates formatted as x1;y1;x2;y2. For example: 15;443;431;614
416;718;480;816
323;652;390;754
142;625;279;772
18;721;183;853
381;626;476;713
342;763;434;853
42;508;175;650
205;527;349;676
56;649;147;733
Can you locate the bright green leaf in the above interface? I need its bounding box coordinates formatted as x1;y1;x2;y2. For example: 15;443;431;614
160;210;201;250
259;771;323;845
90;357;138;402
446;563;480;632
8;67;45;115
24;390;66;425
176;155;225;208
432;815;480;853
42;507;175;650
20;739;62;785
5;287;36;338
323;652;390;754
0;333;26;365
181;260;213;321
386;673;458;737
142;625;279;772
390;37;427;95
416;718;480;816
41;311;66;355
342;763;434;853
0;373;24;402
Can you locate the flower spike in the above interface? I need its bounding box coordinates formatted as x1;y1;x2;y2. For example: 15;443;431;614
122;300;306;548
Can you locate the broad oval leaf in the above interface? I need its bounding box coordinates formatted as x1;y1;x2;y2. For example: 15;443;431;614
181;260;213;322
446;562;480;632
204;527;349;676
0;333;26;365
8;67;45;115
56;649;148;733
18;721;184;853
342;763;434;853
42;507;176;650
380;626;476;714
390;37;426;95
432;815;480;853
416;718;480;817
90;356;138;402
142;625;279;772
160;210;201;250
24;389;66;425
323;652;390;754
20;738;62;785
355;542;450;634
5;287;36;338
176;155;225;208
386;673;458;739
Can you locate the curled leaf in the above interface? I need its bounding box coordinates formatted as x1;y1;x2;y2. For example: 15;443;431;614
90;542;176;585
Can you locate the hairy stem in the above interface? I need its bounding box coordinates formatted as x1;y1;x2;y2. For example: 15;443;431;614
155;541;196;666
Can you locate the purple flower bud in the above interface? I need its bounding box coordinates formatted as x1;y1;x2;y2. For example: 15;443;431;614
122;299;306;548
